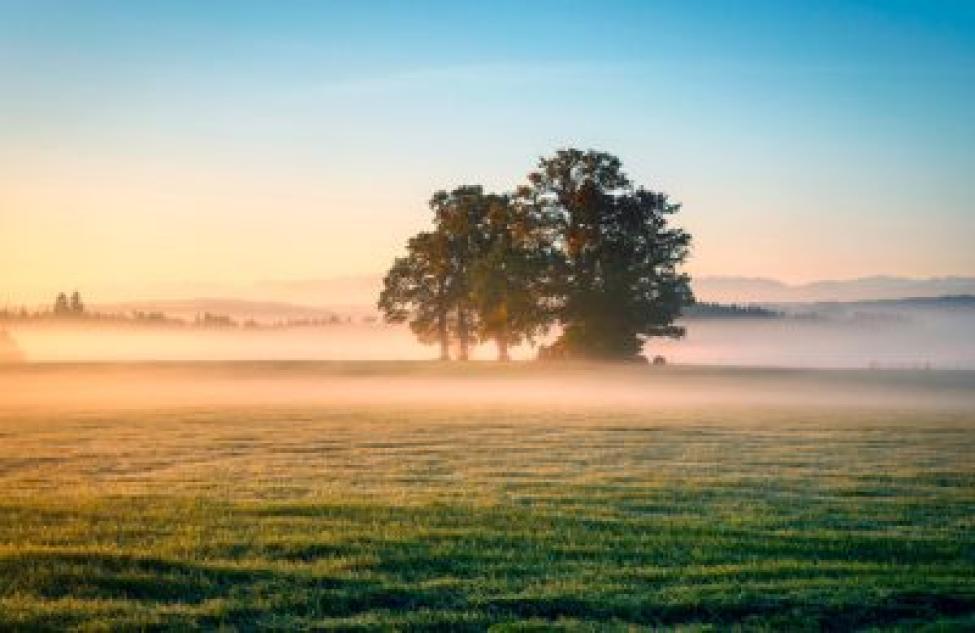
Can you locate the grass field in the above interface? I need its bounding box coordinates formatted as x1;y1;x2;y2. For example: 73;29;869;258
0;363;973;630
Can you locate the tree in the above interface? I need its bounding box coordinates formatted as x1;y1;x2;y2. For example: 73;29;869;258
378;230;453;360
429;186;488;361
469;193;557;361
523;149;692;360
69;291;84;315
381;186;558;362
54;292;70;316
379;149;692;362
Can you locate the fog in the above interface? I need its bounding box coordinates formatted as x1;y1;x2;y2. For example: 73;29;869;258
3;300;974;369
654;309;975;369
1;362;973;414
4;323;440;363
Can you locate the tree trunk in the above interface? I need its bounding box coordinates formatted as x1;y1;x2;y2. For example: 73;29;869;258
496;328;510;362
457;307;470;361
438;309;449;361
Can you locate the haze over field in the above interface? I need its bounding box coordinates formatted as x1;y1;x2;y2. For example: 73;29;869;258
4;362;975;415
4;292;974;368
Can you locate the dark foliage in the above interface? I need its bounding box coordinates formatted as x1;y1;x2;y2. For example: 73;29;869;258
379;149;692;361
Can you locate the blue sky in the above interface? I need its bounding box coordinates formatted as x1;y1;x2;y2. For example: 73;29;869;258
1;1;973;299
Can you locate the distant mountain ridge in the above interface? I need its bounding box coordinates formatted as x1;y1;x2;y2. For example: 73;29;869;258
693;276;975;303
801;295;975;308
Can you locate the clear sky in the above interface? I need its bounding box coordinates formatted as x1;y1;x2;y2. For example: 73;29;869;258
2;0;973;303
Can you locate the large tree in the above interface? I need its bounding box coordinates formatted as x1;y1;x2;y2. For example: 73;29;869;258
524;149;692;360
378;230;453;360
469;193;557;361
429;186;486;361
379;149;691;362
380;186;556;361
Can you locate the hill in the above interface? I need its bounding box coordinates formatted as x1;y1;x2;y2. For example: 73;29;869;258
694;276;975;303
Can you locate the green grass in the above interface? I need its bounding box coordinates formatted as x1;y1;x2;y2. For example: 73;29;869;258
0;365;973;630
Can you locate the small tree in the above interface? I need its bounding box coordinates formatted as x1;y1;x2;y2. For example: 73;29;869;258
69;291;84;315
53;292;70;316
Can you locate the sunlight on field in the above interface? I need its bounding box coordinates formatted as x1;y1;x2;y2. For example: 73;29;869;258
0;364;972;629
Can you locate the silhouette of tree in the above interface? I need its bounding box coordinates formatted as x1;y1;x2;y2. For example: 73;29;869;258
470;192;557;361
429;186;493;361
54;292;70;316
524;149;692;360
379;230;453;360
69;291;84;315
379;148;692;362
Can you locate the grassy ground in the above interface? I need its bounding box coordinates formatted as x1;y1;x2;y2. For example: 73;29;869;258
0;364;972;630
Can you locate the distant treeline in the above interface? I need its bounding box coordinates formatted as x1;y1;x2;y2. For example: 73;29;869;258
682;302;781;319
0;292;376;330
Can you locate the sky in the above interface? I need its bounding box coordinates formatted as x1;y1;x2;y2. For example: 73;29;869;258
1;0;974;304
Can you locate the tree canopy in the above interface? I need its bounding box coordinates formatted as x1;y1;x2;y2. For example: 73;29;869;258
524;149;692;359
378;149;692;361
378;230;452;360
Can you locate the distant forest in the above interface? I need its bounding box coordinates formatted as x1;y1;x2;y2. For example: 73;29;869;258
0;292;373;330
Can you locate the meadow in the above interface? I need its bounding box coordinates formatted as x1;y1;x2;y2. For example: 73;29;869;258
0;363;972;630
